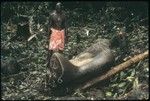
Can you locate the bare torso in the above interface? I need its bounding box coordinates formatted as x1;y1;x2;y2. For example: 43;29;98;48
50;10;66;30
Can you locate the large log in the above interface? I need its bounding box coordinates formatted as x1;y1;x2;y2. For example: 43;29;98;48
46;39;114;90
81;50;149;90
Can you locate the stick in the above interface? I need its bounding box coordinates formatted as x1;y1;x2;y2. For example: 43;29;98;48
27;33;38;42
81;50;149;90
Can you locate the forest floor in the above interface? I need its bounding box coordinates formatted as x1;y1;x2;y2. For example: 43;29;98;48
1;2;149;100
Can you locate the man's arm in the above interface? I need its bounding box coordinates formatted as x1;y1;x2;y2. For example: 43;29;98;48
64;14;68;43
47;13;52;50
48;13;52;37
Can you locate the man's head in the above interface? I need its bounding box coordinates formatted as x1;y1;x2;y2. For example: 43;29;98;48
55;2;62;12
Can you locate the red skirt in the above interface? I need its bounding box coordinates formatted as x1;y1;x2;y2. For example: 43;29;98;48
49;28;65;51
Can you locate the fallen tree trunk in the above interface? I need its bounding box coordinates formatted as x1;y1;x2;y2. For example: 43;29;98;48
46;39;114;90
81;50;149;90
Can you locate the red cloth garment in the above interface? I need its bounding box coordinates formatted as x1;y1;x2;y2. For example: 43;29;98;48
49;28;65;51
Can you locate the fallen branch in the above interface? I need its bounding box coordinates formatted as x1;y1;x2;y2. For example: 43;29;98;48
81;50;149;90
17;56;31;62
1;70;29;81
27;33;38;41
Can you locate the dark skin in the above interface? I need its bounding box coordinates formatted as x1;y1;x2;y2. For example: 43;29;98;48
48;3;68;51
47;3;68;70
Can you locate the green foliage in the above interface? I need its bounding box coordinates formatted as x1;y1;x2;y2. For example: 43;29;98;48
1;1;149;100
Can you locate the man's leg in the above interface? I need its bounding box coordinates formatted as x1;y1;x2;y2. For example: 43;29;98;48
47;50;53;69
46;50;53;87
58;50;63;54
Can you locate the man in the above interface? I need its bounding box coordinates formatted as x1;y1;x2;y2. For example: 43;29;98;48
47;2;68;68
46;2;68;87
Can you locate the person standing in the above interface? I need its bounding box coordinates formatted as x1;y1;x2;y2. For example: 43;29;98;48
47;2;68;68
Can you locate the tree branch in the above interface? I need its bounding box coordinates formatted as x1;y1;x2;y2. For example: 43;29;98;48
80;50;149;90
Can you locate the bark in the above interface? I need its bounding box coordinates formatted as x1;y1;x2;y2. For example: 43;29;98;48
80;50;149;90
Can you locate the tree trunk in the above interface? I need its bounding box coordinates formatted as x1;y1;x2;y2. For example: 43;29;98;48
80;50;149;90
